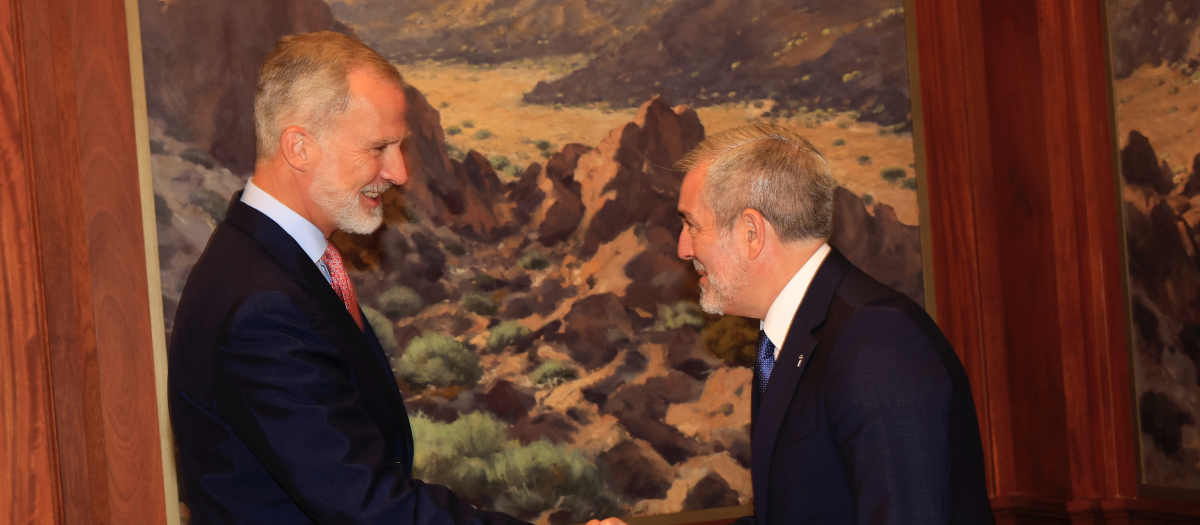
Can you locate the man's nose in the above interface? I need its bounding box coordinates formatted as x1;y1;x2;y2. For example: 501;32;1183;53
677;229;693;260
385;150;409;185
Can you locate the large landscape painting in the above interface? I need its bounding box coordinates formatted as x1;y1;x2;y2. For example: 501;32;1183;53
1107;0;1200;495
138;0;925;522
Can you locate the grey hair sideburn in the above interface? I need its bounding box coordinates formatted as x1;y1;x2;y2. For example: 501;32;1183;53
675;123;837;242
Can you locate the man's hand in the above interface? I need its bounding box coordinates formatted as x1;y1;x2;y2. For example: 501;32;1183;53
586;518;627;525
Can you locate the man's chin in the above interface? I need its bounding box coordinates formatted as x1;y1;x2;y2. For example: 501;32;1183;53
336;209;384;235
698;289;728;316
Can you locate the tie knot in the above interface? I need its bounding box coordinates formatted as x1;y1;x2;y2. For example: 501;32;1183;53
757;330;776;360
754;330;776;404
321;240;340;264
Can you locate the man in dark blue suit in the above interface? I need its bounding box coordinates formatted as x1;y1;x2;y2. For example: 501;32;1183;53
674;124;992;524
168;32;534;524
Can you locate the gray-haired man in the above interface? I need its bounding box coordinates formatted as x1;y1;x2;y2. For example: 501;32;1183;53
675;123;992;524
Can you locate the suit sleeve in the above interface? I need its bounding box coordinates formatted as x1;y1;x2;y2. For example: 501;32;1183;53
822;306;954;525
217;291;529;525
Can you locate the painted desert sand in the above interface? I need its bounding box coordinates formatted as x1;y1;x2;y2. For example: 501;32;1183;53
401;57;921;225
1113;64;1200;174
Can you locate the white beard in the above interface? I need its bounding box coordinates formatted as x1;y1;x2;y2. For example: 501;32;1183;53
694;237;750;315
310;165;391;235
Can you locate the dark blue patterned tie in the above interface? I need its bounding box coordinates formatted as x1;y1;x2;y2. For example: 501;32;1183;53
754;330;776;404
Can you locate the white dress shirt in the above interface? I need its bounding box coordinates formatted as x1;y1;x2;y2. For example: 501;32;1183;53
760;243;831;359
240;179;332;283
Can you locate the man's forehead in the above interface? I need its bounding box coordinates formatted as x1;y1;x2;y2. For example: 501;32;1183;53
679;167;706;202
677;168;708;221
342;71;409;135
347;71;407;107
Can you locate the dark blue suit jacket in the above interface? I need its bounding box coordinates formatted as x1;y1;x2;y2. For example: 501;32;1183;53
740;248;991;525
169;196;527;525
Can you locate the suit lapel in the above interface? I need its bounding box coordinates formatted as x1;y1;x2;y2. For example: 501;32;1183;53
751;248;853;525
298;261;415;466
225;195;413;461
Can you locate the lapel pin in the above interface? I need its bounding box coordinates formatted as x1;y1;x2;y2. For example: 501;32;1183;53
797;354;805;367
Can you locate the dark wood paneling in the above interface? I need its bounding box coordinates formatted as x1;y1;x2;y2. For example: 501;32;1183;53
979;0;1075;499
17;0;113;521
68;0;167;521
2;0;168;522
916;0;1192;521
1033;0;1136;502
912;0;1017;498
1;1;62;523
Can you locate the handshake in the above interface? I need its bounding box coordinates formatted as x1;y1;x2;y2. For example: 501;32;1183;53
588;519;628;525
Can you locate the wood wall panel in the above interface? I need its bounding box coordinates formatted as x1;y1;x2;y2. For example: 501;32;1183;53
1034;0;1135;503
1;0;168;522
911;0;1016;498
17;0;113;522
0;1;62;523
69;0;167;520
979;0;1076;500
916;0;1200;522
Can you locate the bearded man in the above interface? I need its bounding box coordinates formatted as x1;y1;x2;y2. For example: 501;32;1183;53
675;124;993;524
168;32;533;524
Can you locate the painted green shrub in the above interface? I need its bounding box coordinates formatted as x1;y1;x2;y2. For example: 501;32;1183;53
518;252;550;271
488;321;532;351
460;292;499;316
378;286;424;318
654;301;706;331
361;306;397;354
530;360;578;387
880;167;907;183
397;334;482;388
410;412;616;521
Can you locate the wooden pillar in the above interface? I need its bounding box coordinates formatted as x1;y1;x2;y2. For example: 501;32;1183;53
0;0;168;523
916;0;1200;521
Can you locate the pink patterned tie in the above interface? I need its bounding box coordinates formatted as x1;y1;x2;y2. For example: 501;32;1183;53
321;241;364;331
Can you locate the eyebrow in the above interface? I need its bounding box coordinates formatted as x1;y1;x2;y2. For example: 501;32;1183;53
367;132;410;149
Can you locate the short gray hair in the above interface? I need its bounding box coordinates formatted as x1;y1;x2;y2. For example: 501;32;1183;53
254;31;406;161
675;123;837;242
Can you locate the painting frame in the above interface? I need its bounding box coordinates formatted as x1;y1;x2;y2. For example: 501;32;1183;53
126;0;939;523
125;0;183;523
1101;0;1200;502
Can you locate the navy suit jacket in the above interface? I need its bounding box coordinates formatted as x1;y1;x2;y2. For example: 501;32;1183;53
739;248;992;525
169;195;528;525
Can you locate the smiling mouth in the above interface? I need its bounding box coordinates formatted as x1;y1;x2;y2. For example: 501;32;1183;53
360;184;392;203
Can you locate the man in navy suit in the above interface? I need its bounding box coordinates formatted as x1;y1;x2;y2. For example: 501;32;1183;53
674;124;992;524
169;31;535;524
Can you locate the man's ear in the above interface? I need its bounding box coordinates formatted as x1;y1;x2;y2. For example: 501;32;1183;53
742;208;767;260
278;126;318;172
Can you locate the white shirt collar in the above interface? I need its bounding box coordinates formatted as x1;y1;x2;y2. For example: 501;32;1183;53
240;178;328;264
760;243;831;358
